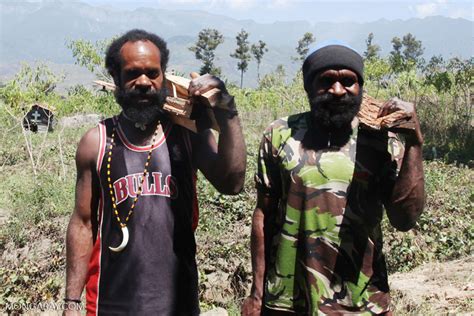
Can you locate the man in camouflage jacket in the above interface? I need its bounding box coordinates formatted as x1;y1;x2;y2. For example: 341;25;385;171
242;41;425;315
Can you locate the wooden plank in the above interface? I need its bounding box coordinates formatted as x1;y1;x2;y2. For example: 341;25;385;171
93;80;116;91
358;94;416;131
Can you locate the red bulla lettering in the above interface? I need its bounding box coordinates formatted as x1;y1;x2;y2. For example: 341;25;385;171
112;172;177;203
142;172;155;195
125;174;138;197
113;178;128;205
153;172;166;195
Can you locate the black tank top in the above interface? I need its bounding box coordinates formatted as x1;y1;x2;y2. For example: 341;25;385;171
85;116;200;315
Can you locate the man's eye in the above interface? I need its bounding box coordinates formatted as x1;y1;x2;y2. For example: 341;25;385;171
320;77;334;87
340;78;356;87
125;70;140;79
148;70;160;79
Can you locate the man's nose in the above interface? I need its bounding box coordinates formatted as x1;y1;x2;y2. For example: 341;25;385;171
329;81;346;97
135;74;152;90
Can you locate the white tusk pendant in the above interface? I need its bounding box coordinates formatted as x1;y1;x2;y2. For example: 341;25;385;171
109;226;129;252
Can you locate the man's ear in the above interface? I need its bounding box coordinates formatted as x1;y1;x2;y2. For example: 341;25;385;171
111;72;120;88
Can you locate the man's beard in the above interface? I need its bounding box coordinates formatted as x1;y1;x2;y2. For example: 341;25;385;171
114;85;168;125
309;91;362;130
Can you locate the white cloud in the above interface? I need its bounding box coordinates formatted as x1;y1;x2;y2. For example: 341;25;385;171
412;0;470;19
158;0;205;3
447;8;471;19
414;2;438;17
268;0;292;8
226;0;257;9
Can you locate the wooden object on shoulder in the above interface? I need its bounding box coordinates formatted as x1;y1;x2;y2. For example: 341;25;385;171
93;80;116;91
358;94;416;131
164;73;221;133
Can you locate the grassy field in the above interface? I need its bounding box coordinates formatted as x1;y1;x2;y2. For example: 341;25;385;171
0;81;473;314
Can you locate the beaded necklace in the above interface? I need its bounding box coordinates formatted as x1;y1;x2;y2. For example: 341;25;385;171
106;120;160;247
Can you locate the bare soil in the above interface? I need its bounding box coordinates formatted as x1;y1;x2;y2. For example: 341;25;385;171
390;256;474;314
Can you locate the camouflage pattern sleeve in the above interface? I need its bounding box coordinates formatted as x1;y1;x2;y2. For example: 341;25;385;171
254;126;282;197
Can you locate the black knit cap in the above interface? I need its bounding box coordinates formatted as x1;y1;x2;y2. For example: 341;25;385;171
302;43;364;93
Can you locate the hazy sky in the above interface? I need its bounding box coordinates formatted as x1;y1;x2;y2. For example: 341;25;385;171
77;0;473;23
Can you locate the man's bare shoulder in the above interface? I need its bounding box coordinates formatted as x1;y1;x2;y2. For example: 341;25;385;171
76;126;100;167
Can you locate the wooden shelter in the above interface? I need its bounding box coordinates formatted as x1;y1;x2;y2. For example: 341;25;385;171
23;103;55;132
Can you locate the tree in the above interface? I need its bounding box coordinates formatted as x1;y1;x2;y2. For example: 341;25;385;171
251;40;268;82
0;62;64;115
189;28;224;76
447;57;473;107
230;29;251;88
294;32;315;62
423;55;452;93
389;33;424;72
67;38;112;81
402;33;424;67
389;36;404;73
363;32;381;60
259;64;286;89
364;57;391;97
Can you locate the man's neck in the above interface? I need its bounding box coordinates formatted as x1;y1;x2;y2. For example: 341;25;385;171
304;116;358;150
118;113;161;147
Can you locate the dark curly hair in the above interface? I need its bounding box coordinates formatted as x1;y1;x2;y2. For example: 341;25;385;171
105;29;169;81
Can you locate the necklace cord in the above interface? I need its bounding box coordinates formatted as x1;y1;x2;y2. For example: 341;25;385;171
106;122;160;228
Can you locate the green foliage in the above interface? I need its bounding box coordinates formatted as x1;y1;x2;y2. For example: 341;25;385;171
389;36;404;73
401;33;424;66
364;55;473;163
189;28;224;76
230;29;251;88
390;33;424;72
448;57;473;97
423;55;452;93
294;32;315;62
364;32;381;60
258;64;287;89
0;63;65;115
250;40;268;82
67;38;112;81
364;57;391;97
62;87;117;117
383;161;473;273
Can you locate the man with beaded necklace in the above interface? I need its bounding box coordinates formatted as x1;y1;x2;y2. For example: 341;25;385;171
64;29;246;315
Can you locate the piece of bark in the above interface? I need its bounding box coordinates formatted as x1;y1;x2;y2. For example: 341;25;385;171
163;96;192;118
165;73;221;132
358;94;416;131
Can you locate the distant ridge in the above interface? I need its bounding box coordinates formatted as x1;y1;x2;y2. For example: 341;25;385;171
0;1;471;87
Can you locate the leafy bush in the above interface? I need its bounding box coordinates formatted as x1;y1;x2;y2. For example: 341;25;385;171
383;161;473;273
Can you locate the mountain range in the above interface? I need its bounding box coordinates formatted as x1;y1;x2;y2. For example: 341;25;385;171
0;0;472;87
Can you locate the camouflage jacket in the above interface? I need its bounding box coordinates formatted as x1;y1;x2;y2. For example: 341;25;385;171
255;112;404;315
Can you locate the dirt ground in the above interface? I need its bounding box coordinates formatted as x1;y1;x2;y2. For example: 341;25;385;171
389;256;474;314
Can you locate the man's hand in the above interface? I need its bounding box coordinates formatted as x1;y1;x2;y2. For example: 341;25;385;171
377;97;423;145
187;72;246;195
188;72;236;114
241;295;262;316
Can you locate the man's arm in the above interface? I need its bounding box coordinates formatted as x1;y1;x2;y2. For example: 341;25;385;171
65;127;99;312
188;73;246;195
242;193;278;316
380;98;425;231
